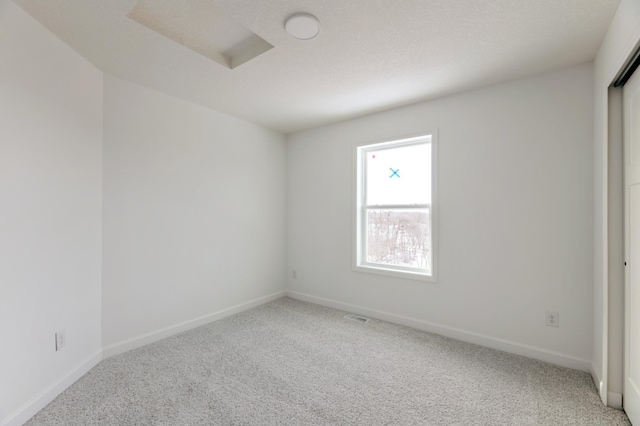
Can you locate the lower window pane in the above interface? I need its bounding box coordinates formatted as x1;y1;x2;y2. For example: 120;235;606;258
366;209;430;271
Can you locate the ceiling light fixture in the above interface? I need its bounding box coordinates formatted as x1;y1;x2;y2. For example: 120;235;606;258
285;13;320;40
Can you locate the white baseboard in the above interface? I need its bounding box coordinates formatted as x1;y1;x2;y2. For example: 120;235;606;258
607;391;623;410
0;351;102;426
286;290;591;372
590;364;606;405
103;291;286;358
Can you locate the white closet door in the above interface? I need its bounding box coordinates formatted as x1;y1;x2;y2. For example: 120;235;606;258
624;66;640;425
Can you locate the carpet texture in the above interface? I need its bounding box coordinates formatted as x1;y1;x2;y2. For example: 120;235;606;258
26;297;630;425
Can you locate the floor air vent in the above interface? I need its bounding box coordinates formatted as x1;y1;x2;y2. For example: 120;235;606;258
344;314;370;323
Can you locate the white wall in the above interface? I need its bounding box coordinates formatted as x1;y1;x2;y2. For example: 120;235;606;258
287;64;594;369
0;5;287;420
592;0;640;406
0;2;103;424
101;75;286;351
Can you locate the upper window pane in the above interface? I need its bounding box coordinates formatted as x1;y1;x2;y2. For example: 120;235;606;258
365;142;431;205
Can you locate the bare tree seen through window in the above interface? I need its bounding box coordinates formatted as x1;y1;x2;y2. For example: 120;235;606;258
366;209;430;270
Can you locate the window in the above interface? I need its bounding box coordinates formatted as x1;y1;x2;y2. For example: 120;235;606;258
354;133;437;281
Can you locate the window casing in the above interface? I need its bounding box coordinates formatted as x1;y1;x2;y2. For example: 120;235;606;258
354;133;437;281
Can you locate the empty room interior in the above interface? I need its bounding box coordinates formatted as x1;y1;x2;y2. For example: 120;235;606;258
3;0;640;424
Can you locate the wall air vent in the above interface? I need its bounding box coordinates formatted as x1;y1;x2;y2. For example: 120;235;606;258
344;314;370;323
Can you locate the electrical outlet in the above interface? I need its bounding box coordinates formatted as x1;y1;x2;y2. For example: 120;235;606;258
292;269;297;279
55;329;66;351
545;311;559;327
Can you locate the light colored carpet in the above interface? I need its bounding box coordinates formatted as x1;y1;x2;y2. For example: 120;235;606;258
26;297;630;425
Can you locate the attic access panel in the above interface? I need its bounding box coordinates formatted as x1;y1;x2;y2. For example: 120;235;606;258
128;0;273;69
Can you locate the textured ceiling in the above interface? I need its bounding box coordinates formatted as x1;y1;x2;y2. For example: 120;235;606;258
16;0;619;134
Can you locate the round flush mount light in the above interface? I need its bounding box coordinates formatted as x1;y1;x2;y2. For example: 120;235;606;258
285;13;320;40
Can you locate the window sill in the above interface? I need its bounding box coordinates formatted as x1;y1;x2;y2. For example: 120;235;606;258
353;264;437;282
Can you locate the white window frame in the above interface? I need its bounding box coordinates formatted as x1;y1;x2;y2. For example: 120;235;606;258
352;132;438;282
